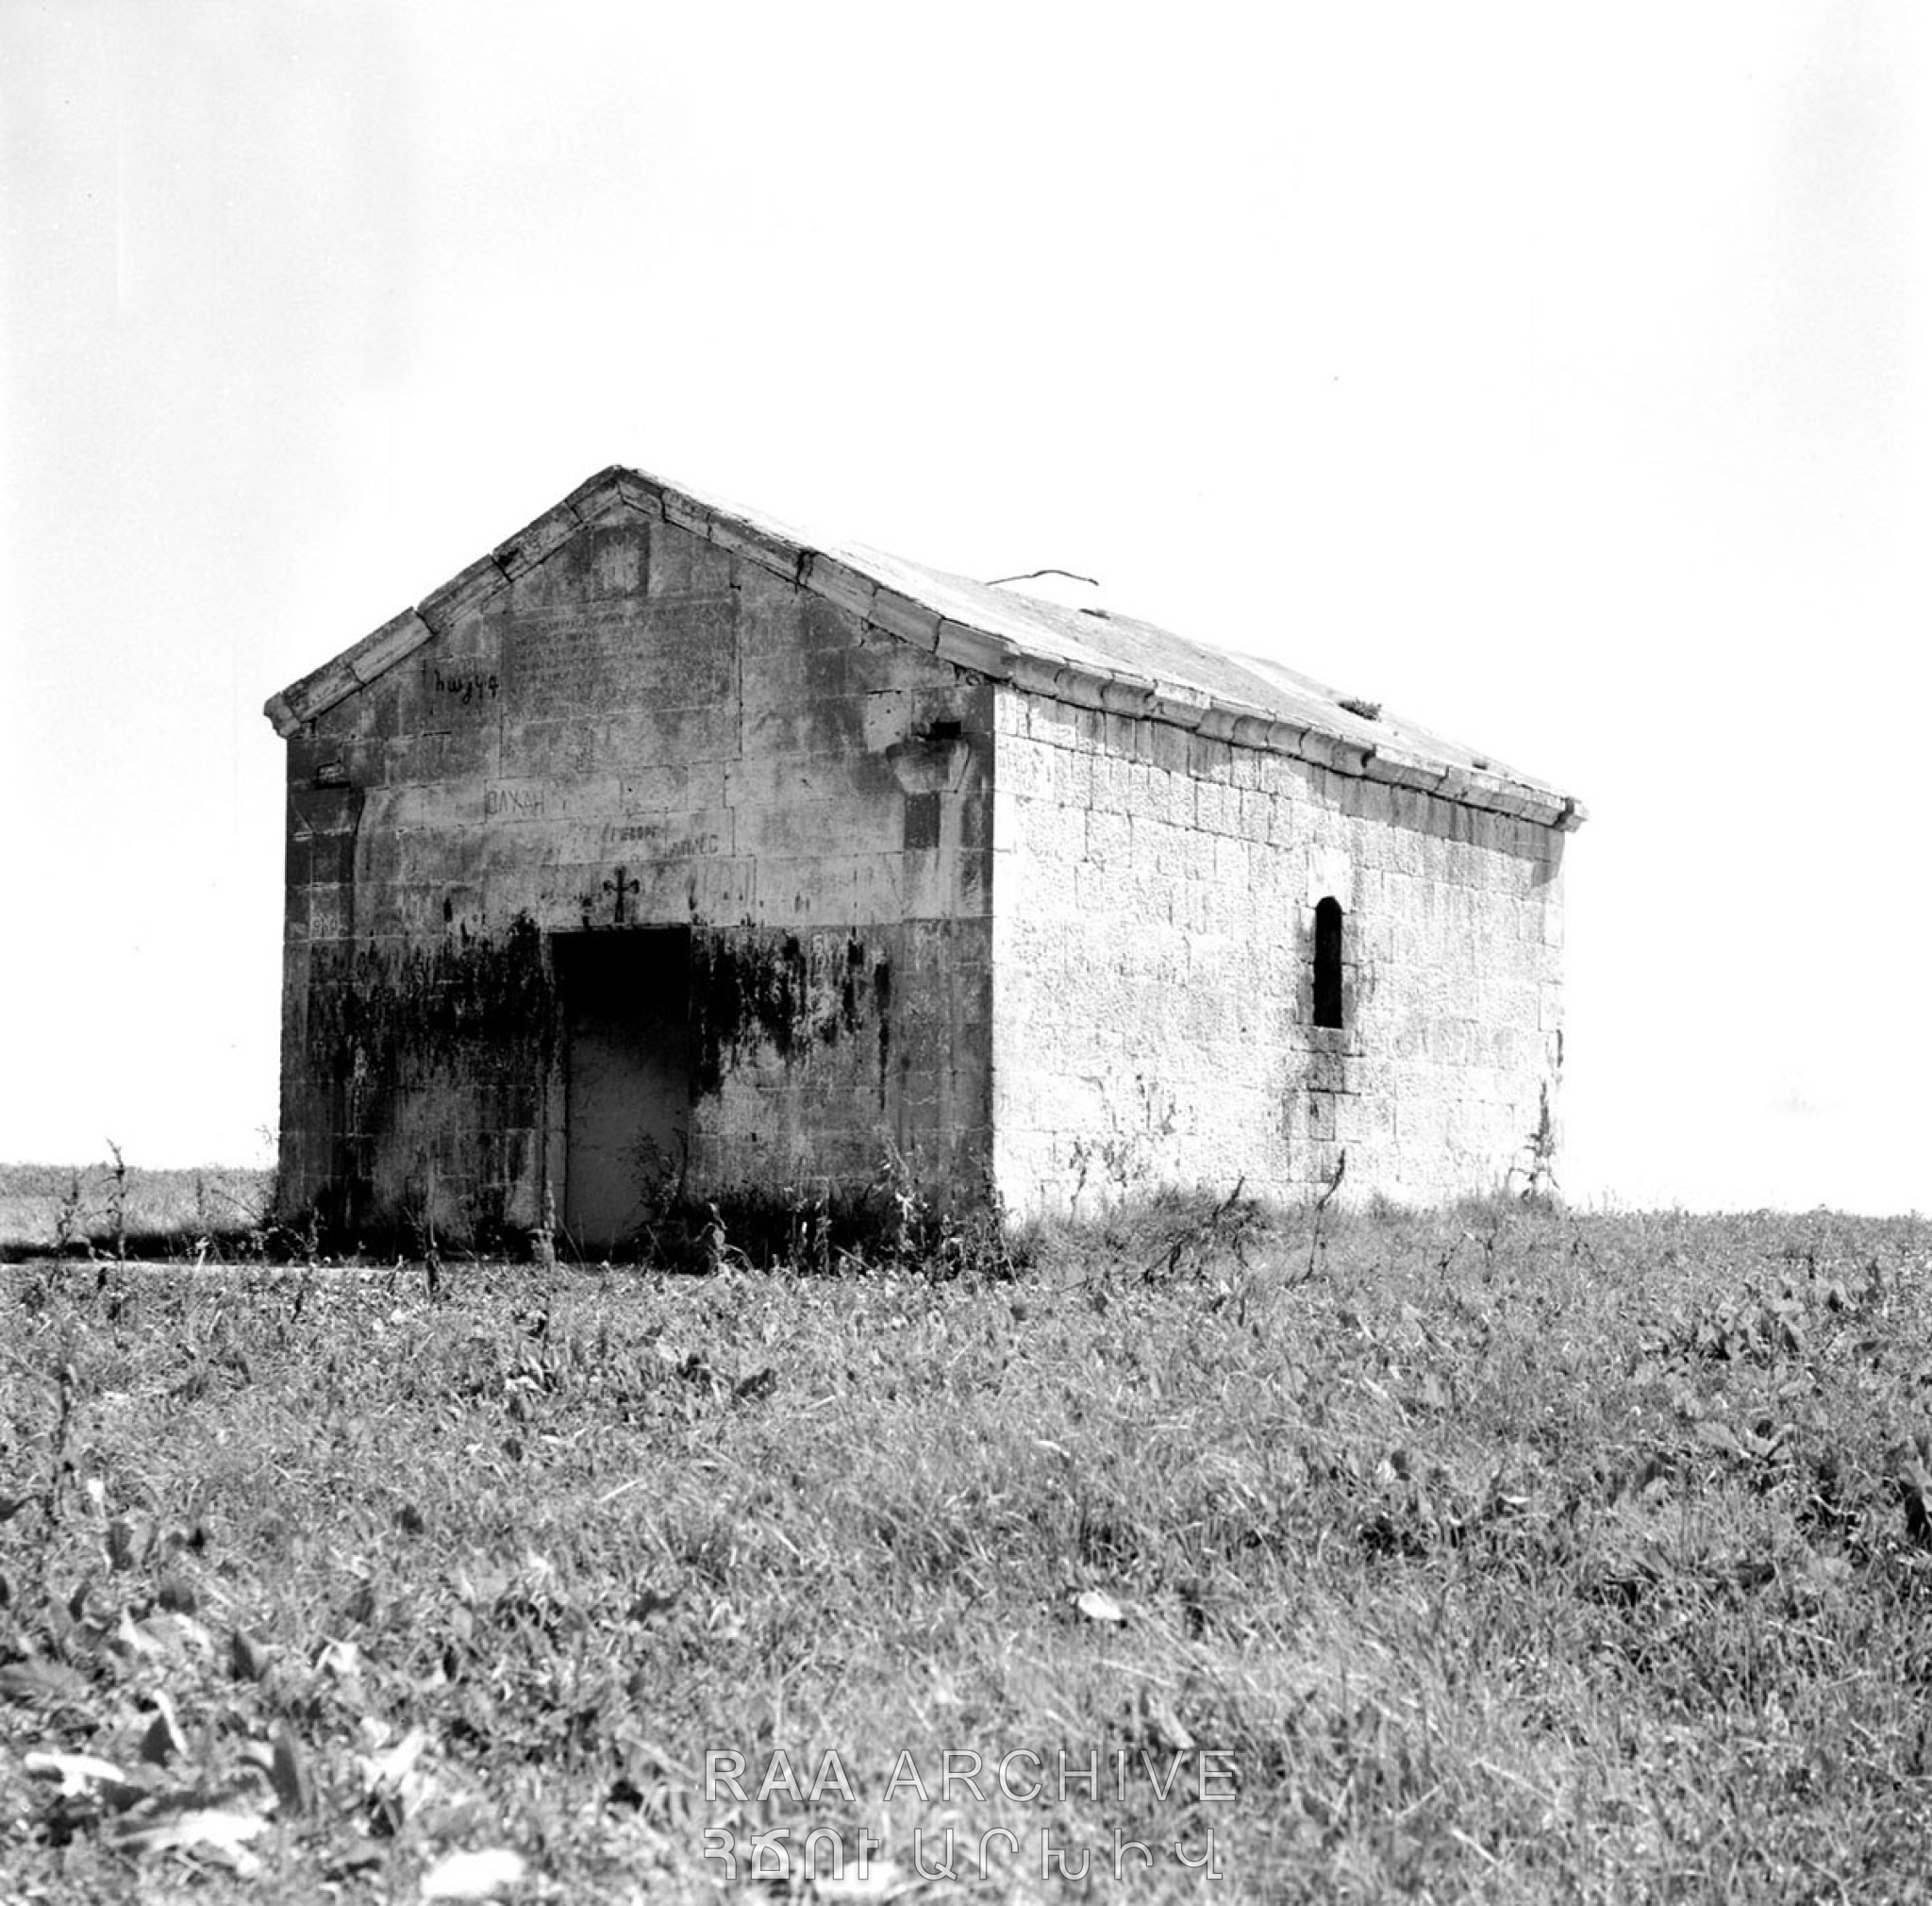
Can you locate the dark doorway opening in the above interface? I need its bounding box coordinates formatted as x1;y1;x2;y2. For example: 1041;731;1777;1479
1313;896;1344;1029
552;928;692;1250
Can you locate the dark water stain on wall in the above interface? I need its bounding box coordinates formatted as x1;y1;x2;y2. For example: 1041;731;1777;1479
689;929;888;1095
306;916;556;1093
302;915;556;1232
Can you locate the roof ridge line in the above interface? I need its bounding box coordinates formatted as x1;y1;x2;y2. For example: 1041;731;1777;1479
263;464;1587;831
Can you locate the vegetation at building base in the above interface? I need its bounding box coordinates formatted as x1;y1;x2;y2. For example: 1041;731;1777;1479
0;1156;1003;1272
0;1195;1929;1901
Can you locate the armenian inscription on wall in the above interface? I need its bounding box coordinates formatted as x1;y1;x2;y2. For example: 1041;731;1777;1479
506;599;735;716
484;779;568;821
417;661;502;722
604;812;729;860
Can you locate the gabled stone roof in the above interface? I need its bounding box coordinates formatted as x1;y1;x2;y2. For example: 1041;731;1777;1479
266;464;1586;830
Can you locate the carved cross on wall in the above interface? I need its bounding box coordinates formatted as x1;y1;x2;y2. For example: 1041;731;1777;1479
603;864;641;926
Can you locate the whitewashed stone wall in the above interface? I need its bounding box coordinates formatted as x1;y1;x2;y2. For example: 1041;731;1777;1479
988;689;1567;1214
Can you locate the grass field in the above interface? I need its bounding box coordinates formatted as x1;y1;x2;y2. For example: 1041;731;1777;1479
0;1162;275;1261
2;1191;1930;1900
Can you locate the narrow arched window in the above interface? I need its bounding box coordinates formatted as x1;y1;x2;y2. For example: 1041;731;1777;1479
1313;896;1344;1029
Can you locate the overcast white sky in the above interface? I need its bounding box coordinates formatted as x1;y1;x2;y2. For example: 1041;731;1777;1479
3;2;1926;1212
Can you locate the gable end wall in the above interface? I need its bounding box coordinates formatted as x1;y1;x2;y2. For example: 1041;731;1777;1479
278;515;993;1244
